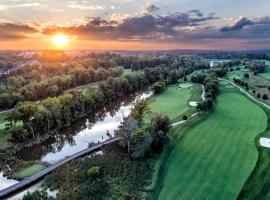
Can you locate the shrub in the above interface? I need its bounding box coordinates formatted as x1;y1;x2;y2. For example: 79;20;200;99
182;115;188;120
87;166;101;177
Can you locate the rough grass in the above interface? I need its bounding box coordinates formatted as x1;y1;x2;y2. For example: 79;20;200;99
147;83;199;123
156;93;267;200
20;164;46;178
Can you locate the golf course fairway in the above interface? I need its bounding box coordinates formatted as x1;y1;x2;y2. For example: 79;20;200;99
157;92;267;200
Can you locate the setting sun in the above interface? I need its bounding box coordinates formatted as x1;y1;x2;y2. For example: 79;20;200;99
53;34;69;48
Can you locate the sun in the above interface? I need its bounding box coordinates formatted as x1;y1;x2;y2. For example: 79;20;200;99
52;34;69;48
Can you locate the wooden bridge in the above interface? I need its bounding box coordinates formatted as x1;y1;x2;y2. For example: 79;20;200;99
0;137;122;199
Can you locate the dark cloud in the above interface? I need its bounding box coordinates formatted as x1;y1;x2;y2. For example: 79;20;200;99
220;17;253;32
0;23;37;40
41;11;270;49
42;11;217;41
144;5;160;13
188;9;203;17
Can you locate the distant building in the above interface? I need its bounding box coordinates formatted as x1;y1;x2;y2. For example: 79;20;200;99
209;60;224;68
246;60;266;67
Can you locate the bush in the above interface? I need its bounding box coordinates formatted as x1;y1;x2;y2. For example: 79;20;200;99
87;166;101;177
257;93;261;98
182;115;188;120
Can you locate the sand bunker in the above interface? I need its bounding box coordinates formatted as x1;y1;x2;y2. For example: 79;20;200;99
260;137;270;148
189;101;198;107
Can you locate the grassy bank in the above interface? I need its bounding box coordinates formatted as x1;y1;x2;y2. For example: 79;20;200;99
19;164;46;178
153;91;267;200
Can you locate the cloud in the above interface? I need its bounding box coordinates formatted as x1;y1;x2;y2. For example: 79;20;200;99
220;17;253;32
143;4;159;14
188;9;203;17
67;4;103;10
0;23;38;40
0;2;43;10
42;10;218;41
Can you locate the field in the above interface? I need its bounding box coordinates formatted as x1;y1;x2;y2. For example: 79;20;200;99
19;164;46;178
156;92;267;200
147;83;201;123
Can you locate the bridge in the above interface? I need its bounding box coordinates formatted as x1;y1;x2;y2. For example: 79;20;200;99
0;137;122;199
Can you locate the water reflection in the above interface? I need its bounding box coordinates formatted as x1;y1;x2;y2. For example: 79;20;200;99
16;91;152;163
9;181;57;200
0;172;18;191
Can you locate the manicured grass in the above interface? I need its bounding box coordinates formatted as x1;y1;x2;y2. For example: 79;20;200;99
259;68;270;80
147;83;199;122
157;93;267;200
226;66;249;81
20;164;46;178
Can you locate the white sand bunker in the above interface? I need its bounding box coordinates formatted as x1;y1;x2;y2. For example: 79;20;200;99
260;137;270;148
189;101;198;107
178;83;193;89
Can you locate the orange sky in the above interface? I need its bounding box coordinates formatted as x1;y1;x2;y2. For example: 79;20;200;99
0;38;198;51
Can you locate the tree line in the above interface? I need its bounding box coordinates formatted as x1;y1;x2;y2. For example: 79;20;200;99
191;68;227;111
7;65;189;142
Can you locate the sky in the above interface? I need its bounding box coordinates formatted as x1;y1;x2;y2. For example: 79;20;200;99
0;0;270;50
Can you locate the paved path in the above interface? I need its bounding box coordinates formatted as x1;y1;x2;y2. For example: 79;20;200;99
0;109;13;114
0;137;122;199
220;78;270;110
201;85;206;101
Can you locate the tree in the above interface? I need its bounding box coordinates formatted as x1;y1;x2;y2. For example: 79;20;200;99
257;93;261;98
150;114;170;153
244;73;250;78
131;100;151;127
23;190;54;200
262;94;268;100
151;81;165;94
9;125;28;142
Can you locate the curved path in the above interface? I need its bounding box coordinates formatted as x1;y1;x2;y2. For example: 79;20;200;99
0;109;13;114
220;78;270;110
0;137;122;199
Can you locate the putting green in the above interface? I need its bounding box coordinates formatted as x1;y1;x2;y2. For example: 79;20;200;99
157;93;267;200
147;84;197;122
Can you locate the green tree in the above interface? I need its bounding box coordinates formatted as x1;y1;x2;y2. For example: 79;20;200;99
131;100;151;126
